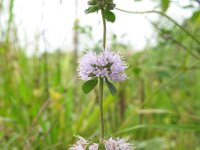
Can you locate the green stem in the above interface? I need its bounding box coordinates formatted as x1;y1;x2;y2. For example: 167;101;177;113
116;8;200;46
99;77;104;139
44;52;49;99
101;9;107;50
99;5;106;139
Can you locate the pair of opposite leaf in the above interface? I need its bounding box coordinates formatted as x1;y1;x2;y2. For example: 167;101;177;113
82;78;117;96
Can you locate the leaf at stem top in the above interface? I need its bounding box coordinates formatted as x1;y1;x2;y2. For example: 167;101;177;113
85;5;99;14
82;78;98;94
161;0;170;12
105;78;117;96
104;10;116;23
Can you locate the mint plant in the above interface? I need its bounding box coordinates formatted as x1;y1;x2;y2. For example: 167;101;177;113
70;0;133;149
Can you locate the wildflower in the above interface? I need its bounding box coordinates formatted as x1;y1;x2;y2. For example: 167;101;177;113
105;137;132;150
69;136;88;150
49;88;62;101
78;50;127;81
89;143;99;150
33;88;43;97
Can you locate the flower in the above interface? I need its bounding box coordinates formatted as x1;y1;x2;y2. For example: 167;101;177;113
69;136;88;150
89;143;99;150
70;136;134;150
105;137;133;150
78;50;127;81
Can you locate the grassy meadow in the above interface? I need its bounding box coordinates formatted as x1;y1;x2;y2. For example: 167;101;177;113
0;0;200;149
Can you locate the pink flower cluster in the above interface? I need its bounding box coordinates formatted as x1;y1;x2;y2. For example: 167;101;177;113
69;136;98;150
105;137;132;150
70;137;133;150
78;50;127;81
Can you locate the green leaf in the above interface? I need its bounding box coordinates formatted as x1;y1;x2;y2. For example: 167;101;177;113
104;11;116;23
105;78;117;96
82;78;98;94
191;11;200;22
85;6;99;14
161;0;170;12
133;66;141;76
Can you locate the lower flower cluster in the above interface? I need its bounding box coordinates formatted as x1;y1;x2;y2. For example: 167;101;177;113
69;136;133;150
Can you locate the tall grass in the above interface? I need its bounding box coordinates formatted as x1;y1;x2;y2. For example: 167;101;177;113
0;0;200;149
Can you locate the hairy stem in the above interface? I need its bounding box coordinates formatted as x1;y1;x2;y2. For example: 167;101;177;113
116;8;200;46
99;77;104;139
101;9;107;50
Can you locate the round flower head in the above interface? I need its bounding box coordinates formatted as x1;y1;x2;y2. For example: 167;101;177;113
105;137;133;150
89;143;99;150
70;136;88;150
78;50;127;81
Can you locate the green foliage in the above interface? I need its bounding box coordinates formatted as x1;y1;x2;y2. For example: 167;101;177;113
161;0;170;12
191;10;200;22
105;78;117;96
87;0;116;11
133;66;141;77
82;78;98;94
85;5;99;14
104;10;116;23
1;0;200;149
85;0;116;23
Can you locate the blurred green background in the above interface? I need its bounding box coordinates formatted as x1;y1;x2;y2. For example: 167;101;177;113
0;0;200;149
